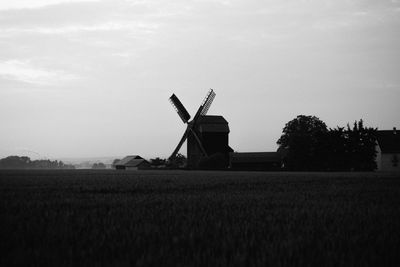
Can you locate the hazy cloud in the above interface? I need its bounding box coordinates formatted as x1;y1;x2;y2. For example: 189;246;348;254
0;60;78;85
0;21;159;35
0;0;101;11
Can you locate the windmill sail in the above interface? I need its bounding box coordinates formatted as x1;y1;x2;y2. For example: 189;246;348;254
169;127;208;160
169;94;191;123
200;89;216;116
170;129;189;159
192;89;216;123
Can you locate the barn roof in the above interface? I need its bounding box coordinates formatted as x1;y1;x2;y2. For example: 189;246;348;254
116;155;144;166
230;152;282;163
376;129;400;153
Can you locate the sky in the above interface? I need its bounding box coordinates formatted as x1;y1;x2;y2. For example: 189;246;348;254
1;0;399;160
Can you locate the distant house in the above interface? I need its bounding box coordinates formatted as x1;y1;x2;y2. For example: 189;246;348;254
114;155;151;170
229;152;282;171
375;128;400;172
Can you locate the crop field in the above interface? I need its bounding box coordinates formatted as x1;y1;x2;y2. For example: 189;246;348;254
1;170;400;266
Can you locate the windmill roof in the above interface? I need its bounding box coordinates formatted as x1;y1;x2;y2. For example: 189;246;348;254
376;130;400;153
116;155;144;166
197;115;228;124
196;115;229;133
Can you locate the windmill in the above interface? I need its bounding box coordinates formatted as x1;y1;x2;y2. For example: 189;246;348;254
168;89;232;168
169;88;215;155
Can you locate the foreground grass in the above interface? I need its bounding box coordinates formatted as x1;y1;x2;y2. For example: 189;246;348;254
0;170;399;266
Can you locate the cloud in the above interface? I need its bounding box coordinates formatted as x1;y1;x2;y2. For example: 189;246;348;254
0;0;100;11
0;60;78;85
0;21;159;36
0;1;117;29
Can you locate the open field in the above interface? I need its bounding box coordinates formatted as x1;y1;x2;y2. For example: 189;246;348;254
1;170;400;266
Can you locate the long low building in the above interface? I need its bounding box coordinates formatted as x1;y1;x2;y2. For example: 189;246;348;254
229;152;282;171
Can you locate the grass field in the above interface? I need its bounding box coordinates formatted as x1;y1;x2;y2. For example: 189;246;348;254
1;170;400;266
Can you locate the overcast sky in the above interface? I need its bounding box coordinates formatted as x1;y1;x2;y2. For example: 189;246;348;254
1;0;399;159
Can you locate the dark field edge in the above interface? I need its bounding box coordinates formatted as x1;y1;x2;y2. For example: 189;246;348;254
1;170;400;267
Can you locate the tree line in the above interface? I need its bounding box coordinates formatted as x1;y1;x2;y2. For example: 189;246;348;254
0;156;75;169
277;115;377;171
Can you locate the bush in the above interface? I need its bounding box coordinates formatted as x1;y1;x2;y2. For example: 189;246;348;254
198;153;227;170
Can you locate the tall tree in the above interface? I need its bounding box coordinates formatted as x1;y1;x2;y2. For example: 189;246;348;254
323;127;349;171
277;115;328;171
345;120;377;171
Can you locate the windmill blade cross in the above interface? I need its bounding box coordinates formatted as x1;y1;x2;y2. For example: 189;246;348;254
168;89;216;163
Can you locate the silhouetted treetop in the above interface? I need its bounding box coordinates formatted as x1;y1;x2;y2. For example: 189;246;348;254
277;116;377;171
150;157;167;167
277;115;328;171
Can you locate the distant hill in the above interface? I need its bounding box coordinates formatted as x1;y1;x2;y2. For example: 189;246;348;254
0;156;74;169
58;156;123;169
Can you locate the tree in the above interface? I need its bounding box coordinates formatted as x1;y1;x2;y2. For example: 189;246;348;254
92;162;106;169
277;115;328;171
345;120;377;171
323;127;348;171
167;153;187;169
150;157;166;167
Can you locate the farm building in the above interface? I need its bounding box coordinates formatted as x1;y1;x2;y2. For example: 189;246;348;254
114;155;151;170
375;128;400;172
229;152;282;171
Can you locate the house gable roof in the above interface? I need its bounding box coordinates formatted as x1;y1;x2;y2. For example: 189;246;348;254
116;155;145;166
376;130;400;153
122;159;149;167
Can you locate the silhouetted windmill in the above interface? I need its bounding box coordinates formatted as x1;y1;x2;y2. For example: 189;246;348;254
169;89;232;168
